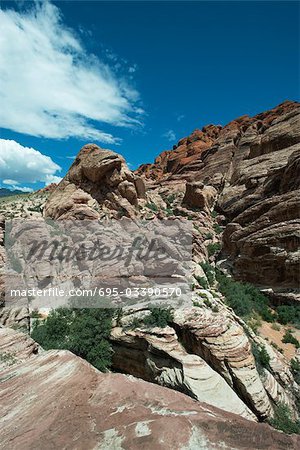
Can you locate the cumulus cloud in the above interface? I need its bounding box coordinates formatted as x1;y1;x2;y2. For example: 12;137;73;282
163;130;176;142
0;2;141;143
0;139;62;187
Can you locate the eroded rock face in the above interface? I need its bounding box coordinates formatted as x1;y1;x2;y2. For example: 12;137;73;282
183;182;217;211
110;302;299;422
136;101;300;296
0;307;30;331
44;144;146;220
1;327;299;450
110;323;256;420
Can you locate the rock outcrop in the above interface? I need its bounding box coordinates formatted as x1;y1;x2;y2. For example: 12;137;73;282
44;144;146;220
1;327;299;450
110;301;299;422
136;101;300;297
110;323;256;420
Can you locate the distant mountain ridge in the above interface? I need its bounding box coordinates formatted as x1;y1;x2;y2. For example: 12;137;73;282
0;187;25;197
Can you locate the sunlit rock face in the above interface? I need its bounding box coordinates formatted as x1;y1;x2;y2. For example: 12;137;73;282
136;101;300;297
1;327;299;450
44;144;146;220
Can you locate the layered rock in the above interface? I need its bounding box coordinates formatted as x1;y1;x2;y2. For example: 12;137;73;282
136;101;300;297
110;323;255;420
1;327;299;450
110;301;300;421
44;144;146;220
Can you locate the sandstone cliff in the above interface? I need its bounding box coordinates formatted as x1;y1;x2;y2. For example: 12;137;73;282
136;101;300;299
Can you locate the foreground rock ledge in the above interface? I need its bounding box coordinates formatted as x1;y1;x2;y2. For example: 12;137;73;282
0;328;299;450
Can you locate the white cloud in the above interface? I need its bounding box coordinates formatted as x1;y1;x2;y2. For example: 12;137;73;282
163;130;176;142
177;114;185;122
4;184;34;193
0;2;142;143
0;139;61;186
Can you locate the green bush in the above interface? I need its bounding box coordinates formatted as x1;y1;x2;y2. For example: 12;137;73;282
291;358;300;385
205;232;213;240
145;202;159;212
252;342;270;375
200;261;215;286
143;308;173;328
207;242;221;257
213;223;222;234
195;275;209;290
282;330;300;348
31;308;113;372
270;403;300;434
276;305;300;327
216;270;274;322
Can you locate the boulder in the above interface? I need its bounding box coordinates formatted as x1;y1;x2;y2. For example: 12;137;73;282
44;144;146;220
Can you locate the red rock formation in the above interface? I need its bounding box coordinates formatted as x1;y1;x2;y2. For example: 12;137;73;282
136;101;300;297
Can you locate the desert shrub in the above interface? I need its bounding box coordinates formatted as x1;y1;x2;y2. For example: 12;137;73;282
31;308;113;372
291;358;300;385
145;202;159;212
252;342;270;375
205;232;213;240
129;317;142;329
195;275;209;290
200;261;215;286
143;308;173;328
207;242;221;257
165;207;174;216
211;210;218;218
270;403;300;434
193;301;203;308
271;323;281;331
166;193;176;205
216;271;274;322
203;298;212;308
276;305;300;327
282;330;300;348
213;223;222;234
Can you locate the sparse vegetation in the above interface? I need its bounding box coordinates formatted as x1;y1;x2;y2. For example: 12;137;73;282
143;307;173;328
195;275;209;290
291;358;300;385
216;270;274;322
203;298;212;308
145;202;159;212
276;305;300;327
282;330;300;348
31;308;114;372
271;341;284;354
252;342;270;375
213;223;222;234
200;261;215;286
207;242;221;257
269;402;300;434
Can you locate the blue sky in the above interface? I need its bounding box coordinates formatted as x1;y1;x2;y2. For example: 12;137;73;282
0;1;299;192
